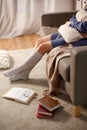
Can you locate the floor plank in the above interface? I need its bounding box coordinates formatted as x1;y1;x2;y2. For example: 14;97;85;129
0;34;40;50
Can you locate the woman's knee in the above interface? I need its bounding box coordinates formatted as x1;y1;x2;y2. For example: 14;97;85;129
37;44;45;53
37;43;53;54
35;35;51;48
35;38;43;48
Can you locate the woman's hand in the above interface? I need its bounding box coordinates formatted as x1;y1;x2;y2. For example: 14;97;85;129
65;21;71;26
81;33;87;38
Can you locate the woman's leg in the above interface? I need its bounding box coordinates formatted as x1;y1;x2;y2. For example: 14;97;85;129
36;41;53;54
3;36;53;81
3;32;65;81
35;35;51;48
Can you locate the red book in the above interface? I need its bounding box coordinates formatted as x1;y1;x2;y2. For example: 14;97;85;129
37;104;53;116
36;104;53;118
36;113;52;118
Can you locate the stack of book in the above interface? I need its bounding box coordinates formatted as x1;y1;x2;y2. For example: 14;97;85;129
36;95;61;118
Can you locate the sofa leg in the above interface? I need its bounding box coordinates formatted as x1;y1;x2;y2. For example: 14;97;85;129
72;106;81;117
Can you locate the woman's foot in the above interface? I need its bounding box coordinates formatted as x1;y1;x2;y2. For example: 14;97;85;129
9;69;30;81
3;49;43;78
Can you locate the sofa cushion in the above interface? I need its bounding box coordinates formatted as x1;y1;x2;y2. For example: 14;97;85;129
41;26;58;35
59;57;70;82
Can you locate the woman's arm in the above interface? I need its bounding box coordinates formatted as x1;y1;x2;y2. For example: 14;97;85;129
69;16;87;33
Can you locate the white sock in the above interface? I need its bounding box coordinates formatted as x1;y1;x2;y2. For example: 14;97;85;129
10;69;30;81
3;49;43;77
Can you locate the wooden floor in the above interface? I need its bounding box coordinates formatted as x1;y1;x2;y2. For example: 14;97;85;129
0;34;40;50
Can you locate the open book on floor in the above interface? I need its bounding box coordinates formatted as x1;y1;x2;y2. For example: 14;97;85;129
3;87;37;104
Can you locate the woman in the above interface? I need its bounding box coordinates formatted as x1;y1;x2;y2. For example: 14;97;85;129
3;9;87;81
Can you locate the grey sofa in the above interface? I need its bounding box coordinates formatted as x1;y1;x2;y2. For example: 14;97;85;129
41;11;87;116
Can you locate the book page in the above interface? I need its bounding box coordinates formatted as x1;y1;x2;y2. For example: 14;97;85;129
3;87;24;99
15;89;36;104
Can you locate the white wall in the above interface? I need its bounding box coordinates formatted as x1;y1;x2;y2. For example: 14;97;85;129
38;0;74;14
37;0;74;35
54;0;74;11
41;0;74;13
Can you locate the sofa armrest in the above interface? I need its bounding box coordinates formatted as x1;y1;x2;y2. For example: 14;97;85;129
41;11;76;28
70;46;87;105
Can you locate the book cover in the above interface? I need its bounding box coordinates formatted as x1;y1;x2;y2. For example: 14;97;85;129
37;104;53;116
3;87;37;104
38;95;61;112
36;113;52;118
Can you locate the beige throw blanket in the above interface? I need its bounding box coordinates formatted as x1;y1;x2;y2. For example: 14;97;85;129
46;45;73;94
46;9;87;94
